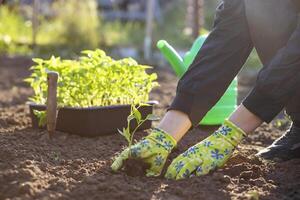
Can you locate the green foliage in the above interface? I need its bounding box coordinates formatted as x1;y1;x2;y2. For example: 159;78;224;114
0;0;231;58
153;1;193;49
101;1;194;50
0;0;101;57
0;6;32;55
99;21;145;48
118;104;160;150
37;0;100;57
25;49;158;107
33;110;47;127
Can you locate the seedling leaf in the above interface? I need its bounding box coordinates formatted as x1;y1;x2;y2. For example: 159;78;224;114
127;114;135;122
138;103;150;107
117;128;130;143
123;128;131;143
146;114;160;121
132;106;142;123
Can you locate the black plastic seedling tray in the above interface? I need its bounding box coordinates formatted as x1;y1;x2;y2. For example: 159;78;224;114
29;101;157;137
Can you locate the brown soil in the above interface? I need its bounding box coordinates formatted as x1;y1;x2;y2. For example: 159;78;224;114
123;158;151;177
0;56;299;200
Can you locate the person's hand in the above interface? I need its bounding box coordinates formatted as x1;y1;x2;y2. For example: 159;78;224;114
111;128;177;177
165;120;245;180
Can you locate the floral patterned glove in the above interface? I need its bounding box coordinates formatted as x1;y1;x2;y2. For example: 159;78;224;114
165;120;246;180
111;128;177;177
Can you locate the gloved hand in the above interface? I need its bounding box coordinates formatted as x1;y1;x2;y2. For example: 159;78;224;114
165;120;245;180
111;128;177;177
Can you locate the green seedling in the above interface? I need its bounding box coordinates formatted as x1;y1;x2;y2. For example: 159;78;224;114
25;49;159;123
33;110;47;127
118;104;159;152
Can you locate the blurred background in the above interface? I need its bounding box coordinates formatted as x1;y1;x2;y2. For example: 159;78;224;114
0;0;262;72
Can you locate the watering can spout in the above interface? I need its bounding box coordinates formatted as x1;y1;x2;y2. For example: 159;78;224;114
157;40;187;77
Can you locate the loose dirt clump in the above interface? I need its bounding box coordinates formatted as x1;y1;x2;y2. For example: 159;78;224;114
123;158;151;177
0;57;299;200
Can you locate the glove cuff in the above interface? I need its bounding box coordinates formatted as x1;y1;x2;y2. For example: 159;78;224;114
216;119;246;147
146;128;177;152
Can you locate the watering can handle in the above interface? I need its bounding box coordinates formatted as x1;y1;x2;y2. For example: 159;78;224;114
47;71;59;138
157;40;187;78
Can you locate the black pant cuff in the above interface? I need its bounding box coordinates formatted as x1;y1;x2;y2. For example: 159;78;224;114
242;88;284;123
167;92;199;126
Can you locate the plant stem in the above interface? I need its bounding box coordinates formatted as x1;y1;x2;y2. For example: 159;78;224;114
128;119;146;157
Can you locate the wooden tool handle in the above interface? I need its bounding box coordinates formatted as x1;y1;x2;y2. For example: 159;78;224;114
47;71;59;137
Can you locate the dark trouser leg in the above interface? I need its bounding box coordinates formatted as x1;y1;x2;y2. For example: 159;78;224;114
169;0;253;126
286;92;300;127
242;0;300;123
244;0;300;160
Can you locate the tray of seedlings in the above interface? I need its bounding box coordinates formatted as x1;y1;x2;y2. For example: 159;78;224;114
25;49;159;137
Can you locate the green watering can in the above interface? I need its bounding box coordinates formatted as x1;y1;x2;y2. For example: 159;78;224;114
157;35;237;125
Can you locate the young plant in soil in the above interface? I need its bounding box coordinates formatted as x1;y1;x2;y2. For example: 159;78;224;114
118;104;159;176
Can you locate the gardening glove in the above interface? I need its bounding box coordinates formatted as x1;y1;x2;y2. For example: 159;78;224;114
165;119;246;180
111;128;177;177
